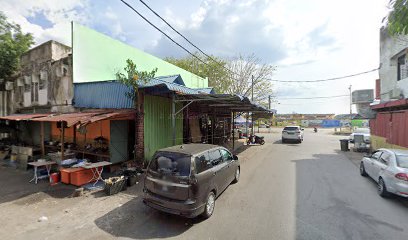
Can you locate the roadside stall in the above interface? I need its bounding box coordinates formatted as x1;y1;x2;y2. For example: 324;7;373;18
0;110;135;187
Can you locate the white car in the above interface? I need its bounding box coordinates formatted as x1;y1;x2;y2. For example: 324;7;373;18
349;128;370;143
282;126;304;143
360;149;408;198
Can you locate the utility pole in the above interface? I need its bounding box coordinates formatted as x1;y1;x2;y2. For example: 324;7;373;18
251;75;254;135
349;85;352;131
268;95;271;109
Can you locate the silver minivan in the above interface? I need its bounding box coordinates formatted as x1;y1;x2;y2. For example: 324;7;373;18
143;144;240;218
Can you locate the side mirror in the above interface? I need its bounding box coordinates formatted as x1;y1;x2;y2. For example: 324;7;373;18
233;155;238;160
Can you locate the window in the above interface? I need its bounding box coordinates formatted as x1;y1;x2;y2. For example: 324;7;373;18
209;149;223;165
149;152;191;176
194;152;211;174
397;54;407;81
220;148;233;162
396;155;408;168
371;151;382;160
380;152;391;165
283;127;299;131
31;82;39;103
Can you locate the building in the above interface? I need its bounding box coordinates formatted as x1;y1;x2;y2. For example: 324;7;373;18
369;28;408;150
0;40;73;116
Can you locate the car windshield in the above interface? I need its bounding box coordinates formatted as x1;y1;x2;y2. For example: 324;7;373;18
354;128;370;134
149;152;191;176
396;155;408;168
284;127;298;131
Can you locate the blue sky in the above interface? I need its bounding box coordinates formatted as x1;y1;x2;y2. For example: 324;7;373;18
1;0;390;114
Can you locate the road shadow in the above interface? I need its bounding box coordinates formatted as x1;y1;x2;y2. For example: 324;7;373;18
94;196;207;239
273;139;301;146
0;166;77;205
293;153;408;240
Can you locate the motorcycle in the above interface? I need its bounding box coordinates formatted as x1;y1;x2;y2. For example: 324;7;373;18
313;127;318;133
247;134;265;145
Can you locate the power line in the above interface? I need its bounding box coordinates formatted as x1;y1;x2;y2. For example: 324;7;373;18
119;0;213;70
137;0;239;77
268;68;378;83
277;94;349;100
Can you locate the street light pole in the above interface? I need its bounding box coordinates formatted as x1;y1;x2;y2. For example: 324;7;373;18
349;85;352;131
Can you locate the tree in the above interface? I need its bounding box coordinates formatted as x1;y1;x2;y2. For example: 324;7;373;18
116;59;157;164
386;0;408;35
0;12;34;81
164;54;230;93
165;53;275;107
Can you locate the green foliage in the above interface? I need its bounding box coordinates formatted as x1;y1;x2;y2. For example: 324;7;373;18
165;54;230;93
116;59;157;104
387;0;408;35
0;12;34;80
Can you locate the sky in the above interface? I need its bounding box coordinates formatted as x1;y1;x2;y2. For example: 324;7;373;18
1;0;391;114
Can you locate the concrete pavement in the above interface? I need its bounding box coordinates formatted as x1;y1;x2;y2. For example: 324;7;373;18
1;128;408;240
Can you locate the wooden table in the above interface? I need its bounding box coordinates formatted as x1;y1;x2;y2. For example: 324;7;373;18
28;161;57;184
81;161;112;186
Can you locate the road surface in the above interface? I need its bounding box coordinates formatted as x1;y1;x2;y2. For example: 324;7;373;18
3;129;408;240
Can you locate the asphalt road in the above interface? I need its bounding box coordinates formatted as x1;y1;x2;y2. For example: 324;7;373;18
92;129;408;240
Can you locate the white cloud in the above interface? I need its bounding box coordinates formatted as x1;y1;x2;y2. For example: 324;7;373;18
1;0;89;46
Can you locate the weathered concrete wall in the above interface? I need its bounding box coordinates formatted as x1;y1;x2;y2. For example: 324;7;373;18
12;40;73;113
379;29;408;101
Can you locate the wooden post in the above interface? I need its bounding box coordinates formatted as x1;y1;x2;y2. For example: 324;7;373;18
73;124;77;145
40;122;45;157
61;122;65;162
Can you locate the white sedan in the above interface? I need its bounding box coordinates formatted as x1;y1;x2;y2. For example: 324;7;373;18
360;149;408;198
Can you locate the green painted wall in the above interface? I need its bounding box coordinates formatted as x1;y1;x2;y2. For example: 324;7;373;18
72;22;207;88
144;95;183;161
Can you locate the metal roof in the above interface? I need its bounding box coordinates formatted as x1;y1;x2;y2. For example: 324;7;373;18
74;81;133;109
0;110;135;127
73;75;210;109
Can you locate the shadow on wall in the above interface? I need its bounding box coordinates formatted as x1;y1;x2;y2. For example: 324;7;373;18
293;153;408;240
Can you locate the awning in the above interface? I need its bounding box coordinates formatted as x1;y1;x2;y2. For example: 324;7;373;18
0;109;135;127
371;99;408;110
174;93;276;115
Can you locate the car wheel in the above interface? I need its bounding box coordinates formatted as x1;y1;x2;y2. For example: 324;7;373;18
232;167;240;184
378;178;390;198
360;162;368;177
202;191;216;219
281;138;285;143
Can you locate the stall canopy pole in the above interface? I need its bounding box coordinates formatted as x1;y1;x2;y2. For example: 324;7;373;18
246;112;249;144
40;122;45;157
61;122;65;161
172;94;176;145
232;112;235;152
212;109;215;144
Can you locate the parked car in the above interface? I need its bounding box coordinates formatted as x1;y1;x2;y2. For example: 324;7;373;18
349;128;370;143
143;144;240;218
360;148;408;198
282;126;304;143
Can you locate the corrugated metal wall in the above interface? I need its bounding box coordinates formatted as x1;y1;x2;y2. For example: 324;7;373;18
370;110;408;148
144;95;183;161
74;82;133;109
